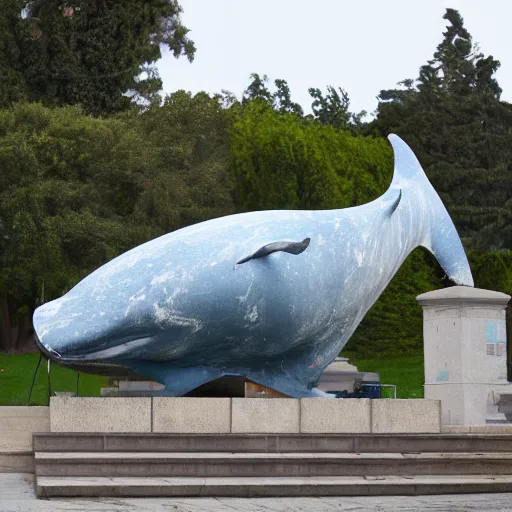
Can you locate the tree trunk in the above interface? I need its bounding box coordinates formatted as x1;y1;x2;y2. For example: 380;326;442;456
16;312;36;353
0;296;14;353
0;295;36;354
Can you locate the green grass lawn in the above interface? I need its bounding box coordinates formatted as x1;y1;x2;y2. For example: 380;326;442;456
342;353;425;398
0;353;108;406
0;352;425;405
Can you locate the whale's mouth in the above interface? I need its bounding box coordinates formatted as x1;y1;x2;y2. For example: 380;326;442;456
35;334;62;361
68;336;154;361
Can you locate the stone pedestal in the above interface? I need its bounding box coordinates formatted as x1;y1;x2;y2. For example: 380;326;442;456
417;286;511;426
45;397;441;433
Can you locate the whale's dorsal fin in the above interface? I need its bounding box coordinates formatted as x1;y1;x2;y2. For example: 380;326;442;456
236;238;310;266
387;189;402;216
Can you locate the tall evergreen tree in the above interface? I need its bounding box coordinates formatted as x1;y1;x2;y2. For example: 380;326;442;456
3;1;195;114
372;8;512;250
0;1;28;106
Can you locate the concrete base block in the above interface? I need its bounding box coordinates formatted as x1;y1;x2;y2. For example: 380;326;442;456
1;397;444;435
301;399;370;433
0;451;34;473
153;398;230;433
372;399;441;433
231;398;299;433
0;406;50;451
50;397;151;433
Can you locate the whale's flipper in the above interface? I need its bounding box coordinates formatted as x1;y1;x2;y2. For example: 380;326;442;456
236;237;310;266
387;189;402;216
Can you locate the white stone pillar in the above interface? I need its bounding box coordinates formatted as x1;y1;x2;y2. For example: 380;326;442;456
417;286;511;426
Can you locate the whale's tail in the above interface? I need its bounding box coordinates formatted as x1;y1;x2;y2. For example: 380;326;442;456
387;134;474;287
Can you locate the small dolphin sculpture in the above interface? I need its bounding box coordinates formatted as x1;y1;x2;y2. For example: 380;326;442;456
33;135;473;397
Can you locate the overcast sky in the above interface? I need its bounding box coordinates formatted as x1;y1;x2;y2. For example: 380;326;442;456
157;0;512;116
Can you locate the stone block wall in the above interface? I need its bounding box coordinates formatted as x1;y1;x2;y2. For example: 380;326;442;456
0;407;49;472
47;397;441;434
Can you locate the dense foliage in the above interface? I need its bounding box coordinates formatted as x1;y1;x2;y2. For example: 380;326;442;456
228;100;392;212
0;7;510;360
0;95;231;352
371;9;512;251
1;0;195;114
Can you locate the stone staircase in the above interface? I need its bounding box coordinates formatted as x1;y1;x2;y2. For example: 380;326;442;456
33;433;512;497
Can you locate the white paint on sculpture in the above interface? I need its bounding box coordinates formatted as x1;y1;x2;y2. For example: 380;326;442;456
33;135;473;397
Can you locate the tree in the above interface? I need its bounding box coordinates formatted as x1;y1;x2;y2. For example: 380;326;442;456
242;73;273;104
274;79;303;116
430;9;501;98
242;74;369;130
228;100;392;212
309;86;367;133
0;94;234;353
309;86;351;130
9;1;195;114
132;90;234;232
0;103;154;351
0;1;28;106
243;74;303;115
371;8;512;250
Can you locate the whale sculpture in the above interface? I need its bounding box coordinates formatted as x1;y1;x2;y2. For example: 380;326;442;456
33;134;473;397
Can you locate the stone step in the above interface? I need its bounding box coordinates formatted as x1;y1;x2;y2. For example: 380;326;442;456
32;432;512;454
35;474;512;498
34;451;512;478
0;451;33;473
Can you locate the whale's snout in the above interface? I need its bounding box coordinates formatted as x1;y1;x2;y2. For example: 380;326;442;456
33;297;138;377
33;297;101;361
33;295;156;365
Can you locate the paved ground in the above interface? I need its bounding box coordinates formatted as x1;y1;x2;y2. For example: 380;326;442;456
2;473;512;511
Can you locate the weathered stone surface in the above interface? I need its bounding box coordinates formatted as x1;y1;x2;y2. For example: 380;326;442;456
418;286;512;426
231;398;299;433
469;425;512;434
50;398;151;433
0;452;33;473
425;383;466;426
300;399;370;433
0;407;49;451
5;472;512;511
441;425;471;433
371;399;441;433
417;286;510;306
152;398;230;433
